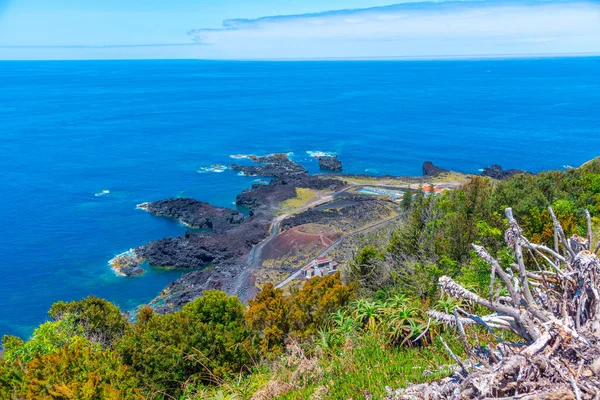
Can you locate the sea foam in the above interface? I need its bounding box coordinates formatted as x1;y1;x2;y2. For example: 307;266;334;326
94;189;110;197
197;164;228;173
307;150;336;159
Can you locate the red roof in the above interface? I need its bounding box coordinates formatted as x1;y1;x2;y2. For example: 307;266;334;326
422;186;445;194
301;260;317;271
316;257;333;264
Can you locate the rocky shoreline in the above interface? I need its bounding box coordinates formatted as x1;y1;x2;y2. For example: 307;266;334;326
114;154;531;312
117;154;346;310
137;199;244;231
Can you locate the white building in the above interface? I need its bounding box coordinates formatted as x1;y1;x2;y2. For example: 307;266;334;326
301;257;338;279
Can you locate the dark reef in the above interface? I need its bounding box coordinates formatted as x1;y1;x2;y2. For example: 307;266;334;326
231;153;308;179
481;164;529;180
135;217;270;269
422;161;450;177
317;155;343;172
134;154;346;311
141;198;244;231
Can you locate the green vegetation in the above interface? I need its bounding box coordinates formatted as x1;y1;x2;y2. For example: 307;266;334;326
279;188;317;211
4;158;600;398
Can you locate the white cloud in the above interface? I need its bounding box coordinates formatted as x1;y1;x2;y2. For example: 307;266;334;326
187;1;600;59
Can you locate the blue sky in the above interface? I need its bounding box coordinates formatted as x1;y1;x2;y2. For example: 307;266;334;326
0;0;599;59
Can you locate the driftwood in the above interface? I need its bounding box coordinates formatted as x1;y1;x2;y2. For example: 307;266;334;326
388;207;600;399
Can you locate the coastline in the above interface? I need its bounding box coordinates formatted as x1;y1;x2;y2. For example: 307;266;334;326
112;153;537;313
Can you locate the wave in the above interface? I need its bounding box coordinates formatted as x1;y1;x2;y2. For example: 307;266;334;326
94;189;110;197
108;249;141;277
136;202;150;211
307;150;336;159
230;154;251;159
197;164;228;173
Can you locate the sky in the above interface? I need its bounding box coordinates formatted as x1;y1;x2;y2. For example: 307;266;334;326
0;0;599;60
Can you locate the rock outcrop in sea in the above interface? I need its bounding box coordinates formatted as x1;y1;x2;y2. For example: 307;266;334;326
481;164;529;180
317;155;343;172
138;199;244;231
131;153;346;311
231;153;307;179
422;161;450;177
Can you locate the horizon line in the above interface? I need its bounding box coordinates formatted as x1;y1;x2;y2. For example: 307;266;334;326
1;52;600;62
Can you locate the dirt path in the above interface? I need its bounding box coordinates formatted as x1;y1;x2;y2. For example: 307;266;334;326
274;213;401;289
235;179;465;298
233;185;353;301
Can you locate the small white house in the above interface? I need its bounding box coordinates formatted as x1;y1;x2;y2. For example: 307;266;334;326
301;257;338;279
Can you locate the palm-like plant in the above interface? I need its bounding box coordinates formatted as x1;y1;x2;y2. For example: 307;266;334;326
330;309;357;336
433;294;464;315
351;299;384;330
385;303;427;347
384;294;409;310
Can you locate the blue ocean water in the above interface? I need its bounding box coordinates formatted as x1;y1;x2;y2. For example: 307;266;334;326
1;58;599;339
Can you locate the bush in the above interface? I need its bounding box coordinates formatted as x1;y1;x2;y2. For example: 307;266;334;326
49;296;128;348
2;317;88;364
117;290;255;397
9;342;142;400
289;273;355;338
246;283;290;356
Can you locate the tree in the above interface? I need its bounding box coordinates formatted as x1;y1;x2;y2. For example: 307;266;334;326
246;283;290;356
401;189;412;211
289;273;355;338
117;290;255;397
49;296;129;348
346;246;387;293
11;342;142;400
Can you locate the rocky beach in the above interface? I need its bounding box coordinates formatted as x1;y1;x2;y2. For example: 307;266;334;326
110;153;531;312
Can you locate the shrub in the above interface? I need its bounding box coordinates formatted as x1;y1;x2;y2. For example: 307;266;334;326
117;290;255;397
246;283;290;356
289;273;355;338
49;296;129;348
11;342;142;400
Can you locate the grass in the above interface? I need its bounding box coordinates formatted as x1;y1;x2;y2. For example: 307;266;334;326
338;172;471;187
280;188;318;212
279;334;459;399
342;176;416;187
187;332;462;399
254;269;290;290
431;171;472;184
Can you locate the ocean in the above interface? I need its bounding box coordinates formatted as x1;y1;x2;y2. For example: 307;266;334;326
1;58;599;339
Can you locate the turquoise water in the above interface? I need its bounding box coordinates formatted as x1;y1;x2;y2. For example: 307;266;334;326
1;58;599;338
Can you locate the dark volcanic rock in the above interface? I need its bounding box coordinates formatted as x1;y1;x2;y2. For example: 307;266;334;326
280;196;392;231
120;265;145;277
317;156;343;172
481;164;528;180
135;216;270;269
231;153;308;179
141;198;244;231
132;153;349;312
423;161;450;177
236;176;346;211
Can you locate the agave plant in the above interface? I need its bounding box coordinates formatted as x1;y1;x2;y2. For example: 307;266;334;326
315;329;340;353
210;391;240;400
383;293;409;310
329;309;357;336
433;294;464;315
385;303;428;347
351;298;384;330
